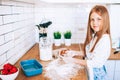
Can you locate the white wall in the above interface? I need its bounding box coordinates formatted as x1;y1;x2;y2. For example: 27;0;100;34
0;0;36;66
109;4;120;48
35;3;96;44
35;3;120;47
35;3;109;44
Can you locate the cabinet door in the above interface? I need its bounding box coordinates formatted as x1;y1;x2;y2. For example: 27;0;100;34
114;72;120;80
105;60;115;80
114;60;120;80
115;61;120;72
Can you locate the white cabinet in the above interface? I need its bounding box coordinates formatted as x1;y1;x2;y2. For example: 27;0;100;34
114;72;120;80
105;60;115;80
114;61;120;80
105;60;120;80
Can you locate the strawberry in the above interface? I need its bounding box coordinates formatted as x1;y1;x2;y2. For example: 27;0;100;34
0;63;18;75
10;67;18;73
3;63;13;70
1;69;8;75
8;71;13;74
0;69;2;74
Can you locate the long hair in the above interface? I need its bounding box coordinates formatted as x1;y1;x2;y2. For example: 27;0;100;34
84;5;111;55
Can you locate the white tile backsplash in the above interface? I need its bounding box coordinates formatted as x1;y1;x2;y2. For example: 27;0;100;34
6;47;16;60
0;16;3;25
0;24;12;35
3;15;15;24
0;53;6;65
35;5;91;43
4;32;14;42
0;1;35;66
12;6;24;14
0;41;14;55
0;5;12;15
0;35;4;45
14;29;24;39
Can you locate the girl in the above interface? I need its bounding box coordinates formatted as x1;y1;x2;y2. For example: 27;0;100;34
63;5;111;80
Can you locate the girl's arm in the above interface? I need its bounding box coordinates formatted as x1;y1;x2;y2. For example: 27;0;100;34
74;59;87;66
63;57;87;66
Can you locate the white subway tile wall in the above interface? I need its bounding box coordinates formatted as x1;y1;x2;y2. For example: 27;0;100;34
0;16;3;25
35;4;94;44
0;35;4;45
0;5;12;15
0;53;6;65
0;0;35;66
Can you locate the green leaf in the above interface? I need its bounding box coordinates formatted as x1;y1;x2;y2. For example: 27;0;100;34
53;31;61;39
64;31;72;39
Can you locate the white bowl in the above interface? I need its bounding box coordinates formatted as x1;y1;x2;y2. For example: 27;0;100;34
0;68;19;80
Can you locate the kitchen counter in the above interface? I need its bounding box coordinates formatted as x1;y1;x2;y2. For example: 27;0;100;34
52;44;120;60
15;43;88;80
109;49;120;60
14;43;120;80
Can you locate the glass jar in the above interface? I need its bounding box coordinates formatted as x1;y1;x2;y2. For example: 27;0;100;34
39;37;52;61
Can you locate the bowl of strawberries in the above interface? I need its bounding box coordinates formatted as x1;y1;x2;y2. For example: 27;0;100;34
0;63;19;80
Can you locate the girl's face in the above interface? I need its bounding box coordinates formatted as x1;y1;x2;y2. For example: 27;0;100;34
90;12;103;33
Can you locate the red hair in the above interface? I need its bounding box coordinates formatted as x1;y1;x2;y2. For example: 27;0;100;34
84;5;111;55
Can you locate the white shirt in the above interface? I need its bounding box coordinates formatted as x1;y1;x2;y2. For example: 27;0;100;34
86;34;111;80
